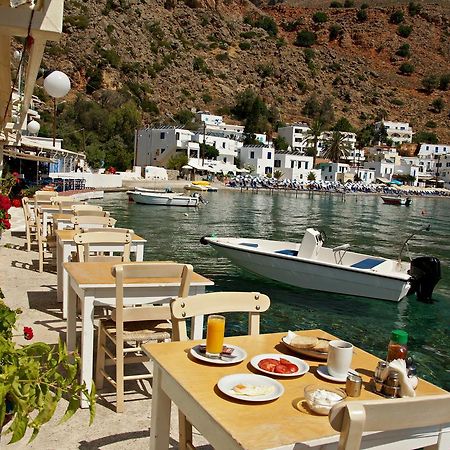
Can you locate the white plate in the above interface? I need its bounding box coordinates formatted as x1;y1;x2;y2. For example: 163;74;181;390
316;365;359;383
250;353;309;377
190;344;247;365
281;336;328;361
217;373;284;402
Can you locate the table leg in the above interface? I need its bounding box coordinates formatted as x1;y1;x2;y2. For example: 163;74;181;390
66;279;77;362
42;211;48;238
136;243;144;262
61;244;72;318
150;364;171;450
80;292;95;408
57;239;63;303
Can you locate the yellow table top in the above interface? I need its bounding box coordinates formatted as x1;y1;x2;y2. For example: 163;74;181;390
55;229;146;242
144;329;447;450
52;213;73;220
63;261;214;287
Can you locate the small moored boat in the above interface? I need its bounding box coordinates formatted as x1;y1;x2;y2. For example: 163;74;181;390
381;196;412;206
127;190;200;207
201;228;440;302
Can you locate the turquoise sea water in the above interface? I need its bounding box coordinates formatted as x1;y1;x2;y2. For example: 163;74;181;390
97;190;450;390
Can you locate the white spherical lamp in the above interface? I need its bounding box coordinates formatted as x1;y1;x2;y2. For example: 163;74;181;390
27;120;40;135
44;71;71;98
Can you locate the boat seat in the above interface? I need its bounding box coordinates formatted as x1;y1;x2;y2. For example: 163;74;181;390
240;242;258;248
275;249;298;256
351;258;385;269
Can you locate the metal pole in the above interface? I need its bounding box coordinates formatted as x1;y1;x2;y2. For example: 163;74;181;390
52;98;56;147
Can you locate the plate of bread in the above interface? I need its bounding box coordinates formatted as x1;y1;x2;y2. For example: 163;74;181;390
281;331;329;360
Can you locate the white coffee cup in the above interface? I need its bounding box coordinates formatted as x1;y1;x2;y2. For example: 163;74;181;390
327;340;353;379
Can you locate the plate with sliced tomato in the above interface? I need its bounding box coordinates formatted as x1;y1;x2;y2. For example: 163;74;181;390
250;353;309;377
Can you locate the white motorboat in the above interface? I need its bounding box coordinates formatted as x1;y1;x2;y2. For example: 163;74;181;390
184;183;209;192
127;190;200;207
201;228;440;302
381;196;412;206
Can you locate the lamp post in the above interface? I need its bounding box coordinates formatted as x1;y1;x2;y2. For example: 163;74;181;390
27;119;40;135
43;71;71;147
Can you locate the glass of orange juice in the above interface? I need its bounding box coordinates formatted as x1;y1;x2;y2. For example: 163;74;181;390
205;315;225;358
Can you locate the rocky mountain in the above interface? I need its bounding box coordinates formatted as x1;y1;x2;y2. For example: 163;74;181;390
43;0;450;142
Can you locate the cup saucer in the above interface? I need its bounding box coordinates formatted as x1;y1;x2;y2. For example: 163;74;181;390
316;365;359;383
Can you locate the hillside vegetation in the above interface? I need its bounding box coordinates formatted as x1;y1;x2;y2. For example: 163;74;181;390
33;0;449;167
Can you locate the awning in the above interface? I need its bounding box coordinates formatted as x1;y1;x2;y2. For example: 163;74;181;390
21;137;85;158
376;177;390;184
3;148;56;163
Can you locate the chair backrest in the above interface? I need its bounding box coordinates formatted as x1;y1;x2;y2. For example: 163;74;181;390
112;263;194;324
52;197;82;212
71;215;116;229
34;190;56;208
22;197;33;223
329;394;450;450
73;209;109;217
72;204;103;213
170;291;270;341
74;229;132;262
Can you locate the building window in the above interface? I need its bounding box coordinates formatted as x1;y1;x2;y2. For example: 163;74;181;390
176;132;180;140
161;148;165;154
224;157;227;163
222;142;226;148
329;166;332;172
305;162;308;169
267;152;272;159
274;160;281;168
160;132;165;139
291;161;294;169
250;151;255;159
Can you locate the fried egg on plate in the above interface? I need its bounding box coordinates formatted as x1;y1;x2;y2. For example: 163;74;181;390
232;383;275;396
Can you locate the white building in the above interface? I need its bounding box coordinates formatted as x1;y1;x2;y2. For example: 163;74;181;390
277;123;310;152
436;153;450;189
418;143;450;157
239;145;274;177
317;131;357;157
363;160;395;182
273;150;319;182
352;168;376;184
375;121;413;144
321;162;350;182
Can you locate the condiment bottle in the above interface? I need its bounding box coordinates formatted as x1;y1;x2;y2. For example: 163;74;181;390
387;329;408;362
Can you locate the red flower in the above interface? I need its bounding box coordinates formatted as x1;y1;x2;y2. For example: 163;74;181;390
23;327;34;340
11;198;22;208
1;219;11;229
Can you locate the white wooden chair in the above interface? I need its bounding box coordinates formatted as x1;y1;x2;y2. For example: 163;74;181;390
35;208;57;272
73;209;109;217
22;197;37;252
329;394;450;450
170;291;271;449
73;230;132;262
71;215;116;229
95;263;193;413
51;197;82;212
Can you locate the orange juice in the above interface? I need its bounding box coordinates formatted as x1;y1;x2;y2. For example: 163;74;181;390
206;315;225;356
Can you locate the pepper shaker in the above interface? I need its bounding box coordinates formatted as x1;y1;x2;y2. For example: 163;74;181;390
346;373;363;397
382;371;400;398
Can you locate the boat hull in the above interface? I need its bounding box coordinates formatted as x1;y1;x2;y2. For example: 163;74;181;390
204;238;411;302
381;196;411;206
127;191;199;206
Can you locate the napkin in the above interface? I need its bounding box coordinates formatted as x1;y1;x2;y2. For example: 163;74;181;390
380;358;416;398
284;330;297;344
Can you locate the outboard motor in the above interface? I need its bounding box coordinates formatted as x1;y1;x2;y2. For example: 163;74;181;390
409;257;441;303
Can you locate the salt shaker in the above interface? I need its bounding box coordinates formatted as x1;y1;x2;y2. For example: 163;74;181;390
382;371;400;398
346;373;363;397
373;360;387;393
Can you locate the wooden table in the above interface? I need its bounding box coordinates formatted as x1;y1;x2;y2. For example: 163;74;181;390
56;229;146;318
144;330;449;450
65;261;214;408
52;211;111;232
38;205;80;237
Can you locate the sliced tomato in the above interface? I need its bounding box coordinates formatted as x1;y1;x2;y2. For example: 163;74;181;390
274;364;291;374
279;358;293;366
258;358;279;372
284;363;299;373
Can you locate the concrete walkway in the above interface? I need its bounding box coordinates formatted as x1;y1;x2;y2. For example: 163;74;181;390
0;208;210;449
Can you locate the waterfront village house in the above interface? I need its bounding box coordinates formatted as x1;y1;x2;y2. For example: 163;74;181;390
365;145;401;164
418;143;450;158
316;131;357;157
436;153;450;189
320;162;350;182
374;120;413;145
191;130;241;167
363;160;395;182
277;123;311;153
353;167;376;184
273;150;320;182
394;159;420;186
239;145;274;177
196;111;245;141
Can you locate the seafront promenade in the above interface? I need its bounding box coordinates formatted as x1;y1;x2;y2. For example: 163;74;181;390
0;207;210;449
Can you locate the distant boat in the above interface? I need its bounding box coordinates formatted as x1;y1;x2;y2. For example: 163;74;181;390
127;190;200;207
381;196;412;206
184;183;208;191
201;227;441;302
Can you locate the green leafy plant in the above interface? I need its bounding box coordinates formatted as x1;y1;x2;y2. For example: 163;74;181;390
0;294;95;443
397;24;413;38
399;62;414;75
295;30;317;47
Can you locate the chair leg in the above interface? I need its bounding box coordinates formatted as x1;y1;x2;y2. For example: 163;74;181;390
39;245;43;273
95;322;106;390
116;338;125;413
26;226;31;252
178;412;193;450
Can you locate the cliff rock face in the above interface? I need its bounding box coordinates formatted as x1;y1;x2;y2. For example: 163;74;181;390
46;0;449;140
